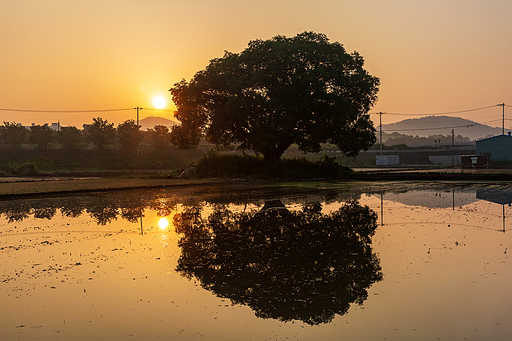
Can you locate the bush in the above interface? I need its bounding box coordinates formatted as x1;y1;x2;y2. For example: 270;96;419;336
188;153;352;179
14;163;39;176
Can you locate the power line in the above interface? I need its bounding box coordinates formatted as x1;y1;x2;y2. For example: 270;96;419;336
0;107;133;113
371;104;498;116
143;108;175;113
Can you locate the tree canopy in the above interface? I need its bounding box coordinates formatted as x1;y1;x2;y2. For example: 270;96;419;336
85;117;116;150
170;31;380;163
1;122;28;148
28;124;54;151
148;124;171;150
57;126;83;150
117;120;142;152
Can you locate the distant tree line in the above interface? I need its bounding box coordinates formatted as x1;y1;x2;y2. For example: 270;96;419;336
372;132;474;149
0;117;189;152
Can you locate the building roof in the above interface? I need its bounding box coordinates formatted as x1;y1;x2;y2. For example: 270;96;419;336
477;134;512;143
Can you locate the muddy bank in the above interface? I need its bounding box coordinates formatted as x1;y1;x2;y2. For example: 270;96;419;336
350;171;512;181
1;169;512;199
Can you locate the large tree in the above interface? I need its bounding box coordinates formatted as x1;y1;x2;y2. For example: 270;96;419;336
148;124;171;150
85;117;116;150
28;124;54;151
57;126;83;150
117;120;142;152
170;31;379;163
1;122;28;148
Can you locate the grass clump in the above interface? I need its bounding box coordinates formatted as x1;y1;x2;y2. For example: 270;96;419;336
14;163;39;176
186;153;352;179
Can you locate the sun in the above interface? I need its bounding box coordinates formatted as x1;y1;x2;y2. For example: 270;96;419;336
153;96;167;109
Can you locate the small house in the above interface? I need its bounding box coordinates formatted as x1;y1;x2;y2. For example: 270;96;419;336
376;155;399;166
476;133;512;161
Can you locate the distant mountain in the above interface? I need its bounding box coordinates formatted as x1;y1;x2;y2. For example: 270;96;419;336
138;116;178;131
381;115;505;140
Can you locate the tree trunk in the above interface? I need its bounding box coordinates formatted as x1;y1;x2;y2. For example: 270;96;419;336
262;137;294;164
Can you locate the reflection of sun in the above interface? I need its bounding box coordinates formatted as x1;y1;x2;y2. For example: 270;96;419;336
158;217;169;230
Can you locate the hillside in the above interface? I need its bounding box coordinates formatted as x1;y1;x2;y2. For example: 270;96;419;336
139;116;178;131
381;115;504;140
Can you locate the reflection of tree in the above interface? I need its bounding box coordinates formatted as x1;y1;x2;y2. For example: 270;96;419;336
86;197;119;225
60;198;86;218
118;192;147;223
175;199;382;325
149;195;176;217
33;206;56;220
2;202;31;222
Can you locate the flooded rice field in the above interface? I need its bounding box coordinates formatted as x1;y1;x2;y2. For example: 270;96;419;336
1;181;512;340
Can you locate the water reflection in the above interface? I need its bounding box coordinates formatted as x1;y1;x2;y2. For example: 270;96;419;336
4;183;512;339
173;199;383;325
0;187;354;226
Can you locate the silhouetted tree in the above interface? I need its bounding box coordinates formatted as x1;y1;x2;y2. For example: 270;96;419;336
117;120;143;153
170;31;379;163
174;199;382;324
85;117;116;150
1;121;28;148
169;124;199;149
148;125;171;150
57;126;83;150
28;124;54;151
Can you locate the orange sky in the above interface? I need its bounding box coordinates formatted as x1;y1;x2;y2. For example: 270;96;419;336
2;0;512;128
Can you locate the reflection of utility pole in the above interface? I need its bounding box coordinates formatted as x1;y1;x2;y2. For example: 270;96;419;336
503;205;506;233
140;216;144;235
380;191;384;226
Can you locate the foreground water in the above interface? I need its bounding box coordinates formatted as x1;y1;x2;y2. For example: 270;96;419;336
1;181;512;340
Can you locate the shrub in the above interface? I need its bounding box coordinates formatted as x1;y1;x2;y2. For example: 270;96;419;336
189;153;352;179
15;163;38;176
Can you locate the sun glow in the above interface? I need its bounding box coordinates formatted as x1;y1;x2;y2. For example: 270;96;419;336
158;217;169;230
153;96;167;109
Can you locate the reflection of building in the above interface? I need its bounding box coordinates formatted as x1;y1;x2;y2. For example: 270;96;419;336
476;134;512;161
476;188;512;205
377;189;478;209
476;187;512;233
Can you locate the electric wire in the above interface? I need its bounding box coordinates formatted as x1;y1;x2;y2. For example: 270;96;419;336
0;104;507;132
0;107;134;113
371;104;499;116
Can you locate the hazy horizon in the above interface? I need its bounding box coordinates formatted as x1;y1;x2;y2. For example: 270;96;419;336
2;1;512;128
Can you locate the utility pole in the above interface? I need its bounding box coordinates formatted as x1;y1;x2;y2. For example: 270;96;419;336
379;112;383;155
498;103;505;135
136;107;142;127
135;107;142;157
452;129;455;167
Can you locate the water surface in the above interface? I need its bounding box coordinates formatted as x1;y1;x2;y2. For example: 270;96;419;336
1;182;512;340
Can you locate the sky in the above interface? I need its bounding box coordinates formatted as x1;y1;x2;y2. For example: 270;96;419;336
2;0;512;129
